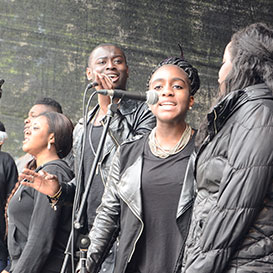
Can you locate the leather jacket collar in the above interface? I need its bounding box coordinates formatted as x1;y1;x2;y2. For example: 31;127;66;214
79;98;140;125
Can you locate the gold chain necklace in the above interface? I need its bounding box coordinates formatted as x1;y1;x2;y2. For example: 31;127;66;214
149;124;192;158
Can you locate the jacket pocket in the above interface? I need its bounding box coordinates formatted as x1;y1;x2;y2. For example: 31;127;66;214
8;223;23;260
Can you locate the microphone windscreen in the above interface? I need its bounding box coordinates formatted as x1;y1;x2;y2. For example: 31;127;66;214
146;90;159;105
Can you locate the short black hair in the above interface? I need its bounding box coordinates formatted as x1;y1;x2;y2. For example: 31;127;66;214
88;43;127;67
34;97;63;113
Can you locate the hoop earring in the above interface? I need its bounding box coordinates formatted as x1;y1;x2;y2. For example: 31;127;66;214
47;142;51;150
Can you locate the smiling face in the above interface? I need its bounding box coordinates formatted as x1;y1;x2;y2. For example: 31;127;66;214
86;45;129;90
149;64;194;125
23;115;54;157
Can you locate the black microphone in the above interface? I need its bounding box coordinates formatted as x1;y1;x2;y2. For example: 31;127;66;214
87;81;99;89
96;89;159;105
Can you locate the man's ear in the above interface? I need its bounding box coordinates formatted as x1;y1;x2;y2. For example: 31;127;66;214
86;67;93;81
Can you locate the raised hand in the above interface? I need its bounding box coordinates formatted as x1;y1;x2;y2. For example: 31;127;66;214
20;168;60;197
94;72;114;91
93;72;116;124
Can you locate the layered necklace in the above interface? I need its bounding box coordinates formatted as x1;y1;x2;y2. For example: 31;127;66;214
149;123;192;158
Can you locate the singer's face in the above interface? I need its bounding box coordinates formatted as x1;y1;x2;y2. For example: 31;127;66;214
23;116;54;157
149;64;194;124
87;45;128;90
24;104;53;134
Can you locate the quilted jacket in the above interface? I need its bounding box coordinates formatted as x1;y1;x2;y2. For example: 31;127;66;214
181;83;273;273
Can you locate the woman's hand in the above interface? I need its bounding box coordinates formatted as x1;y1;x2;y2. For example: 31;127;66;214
20;168;60;197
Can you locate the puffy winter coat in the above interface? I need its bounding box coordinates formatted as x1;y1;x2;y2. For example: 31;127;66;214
181;83;273;273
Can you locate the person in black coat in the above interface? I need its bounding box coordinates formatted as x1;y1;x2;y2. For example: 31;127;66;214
19;44;156;273
4;112;74;273
0;121;18;272
181;22;273;273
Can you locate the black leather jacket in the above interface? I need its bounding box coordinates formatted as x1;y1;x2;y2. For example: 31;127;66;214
62;98;155;205
62;98;155;273
181;83;273;273
72;98;156;187
86;133;195;273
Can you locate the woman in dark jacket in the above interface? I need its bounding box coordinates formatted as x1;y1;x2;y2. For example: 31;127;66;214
5;112;74;273
181;23;273;273
80;54;200;273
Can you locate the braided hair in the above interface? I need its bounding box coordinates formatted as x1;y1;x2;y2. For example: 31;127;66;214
147;46;200;95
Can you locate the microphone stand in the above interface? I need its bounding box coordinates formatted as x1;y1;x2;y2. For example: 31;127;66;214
78;235;91;273
60;100;119;273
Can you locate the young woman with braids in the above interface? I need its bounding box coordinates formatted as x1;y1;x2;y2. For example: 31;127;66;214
20;53;200;273
4;112;74;273
180;23;273;273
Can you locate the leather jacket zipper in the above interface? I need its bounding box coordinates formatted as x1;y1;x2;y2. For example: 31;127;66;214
98;123;120;186
118;191;144;263
213;109;218;135
109;129;120;147
100;119;120;148
98;162;106;186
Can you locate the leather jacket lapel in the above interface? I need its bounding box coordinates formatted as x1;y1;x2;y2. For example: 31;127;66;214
118;155;143;219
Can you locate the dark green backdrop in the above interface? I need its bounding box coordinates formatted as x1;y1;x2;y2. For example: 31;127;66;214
1;0;272;158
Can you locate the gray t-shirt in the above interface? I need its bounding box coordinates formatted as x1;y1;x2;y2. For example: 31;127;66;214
83;123;104;230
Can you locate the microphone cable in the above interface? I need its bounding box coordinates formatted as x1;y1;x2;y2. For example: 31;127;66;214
69;82;97;273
